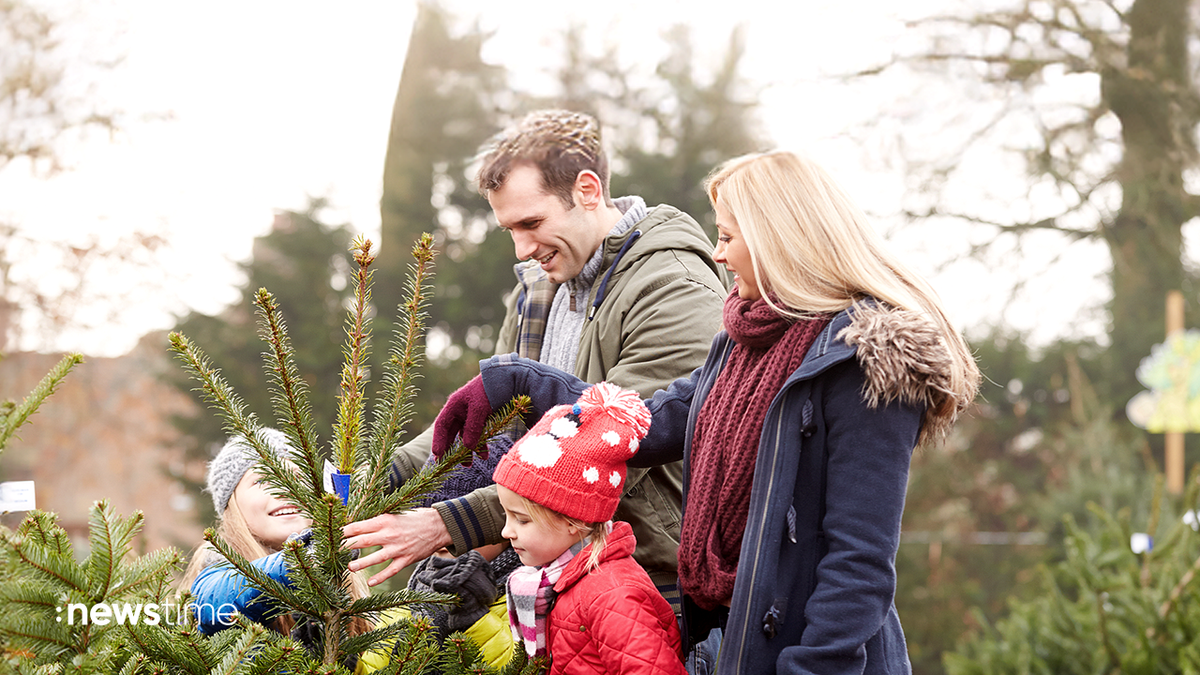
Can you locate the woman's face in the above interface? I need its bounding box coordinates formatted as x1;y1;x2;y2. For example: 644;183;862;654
233;469;311;550
713;199;761;301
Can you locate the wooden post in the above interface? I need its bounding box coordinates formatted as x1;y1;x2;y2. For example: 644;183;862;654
1166;290;1185;495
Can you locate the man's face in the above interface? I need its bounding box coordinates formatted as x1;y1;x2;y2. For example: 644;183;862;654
488;163;596;284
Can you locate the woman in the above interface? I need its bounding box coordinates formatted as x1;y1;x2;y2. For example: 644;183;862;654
433;150;980;675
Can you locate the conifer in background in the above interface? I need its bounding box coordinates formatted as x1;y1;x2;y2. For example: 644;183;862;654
945;470;1200;675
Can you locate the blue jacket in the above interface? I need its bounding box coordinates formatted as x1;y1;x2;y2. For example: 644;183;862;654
480;302;968;675
190;549;292;635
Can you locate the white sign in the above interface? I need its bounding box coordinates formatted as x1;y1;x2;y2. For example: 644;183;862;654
0;481;36;512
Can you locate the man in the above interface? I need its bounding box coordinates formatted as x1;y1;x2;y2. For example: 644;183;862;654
345;110;725;609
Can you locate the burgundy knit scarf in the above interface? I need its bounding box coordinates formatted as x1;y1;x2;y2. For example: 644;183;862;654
678;290;830;609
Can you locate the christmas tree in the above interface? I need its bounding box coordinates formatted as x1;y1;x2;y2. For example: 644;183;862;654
945;469;1200;674
0;235;544;674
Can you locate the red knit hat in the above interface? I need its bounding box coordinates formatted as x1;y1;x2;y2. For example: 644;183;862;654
492;382;651;523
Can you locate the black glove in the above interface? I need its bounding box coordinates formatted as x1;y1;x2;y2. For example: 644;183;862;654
285;528;315;547
290;615;359;671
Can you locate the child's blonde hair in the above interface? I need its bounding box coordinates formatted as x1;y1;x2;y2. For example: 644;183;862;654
519;495;610;573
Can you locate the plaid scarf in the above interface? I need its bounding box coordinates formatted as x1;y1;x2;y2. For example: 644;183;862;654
506;540;585;658
513;262;559;362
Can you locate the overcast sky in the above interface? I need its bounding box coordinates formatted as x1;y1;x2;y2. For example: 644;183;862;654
2;0;1119;357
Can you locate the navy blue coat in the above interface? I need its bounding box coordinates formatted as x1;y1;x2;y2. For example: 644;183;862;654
480;302;957;675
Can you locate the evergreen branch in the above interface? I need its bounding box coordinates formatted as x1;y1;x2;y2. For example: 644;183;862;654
167;332;262;450
323;609;347;666
241;641;307;675
0;586;60;612
1140;475;1164;589
254;287;325;500
498;646;546;675
379;396;531;515
86;501;141;600
336;621;410;663
0;624;73;652
5;529;90;593
357;234;436;522
118;623;211;675
0;352;83;450
387;618;441;675
14;509;73;557
111;547;183;599
343;587;457;617
121;655;176;675
332;237;375;476
1149;551;1200;643
435;634;488;674
117;653;151;675
169;333;321;518
306;491;353;585
210;622;276;675
278;538;340;616
244;432;327;520
202;530;309;617
1093;589;1121;671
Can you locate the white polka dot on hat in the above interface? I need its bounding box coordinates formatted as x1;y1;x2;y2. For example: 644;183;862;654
492;382;651;523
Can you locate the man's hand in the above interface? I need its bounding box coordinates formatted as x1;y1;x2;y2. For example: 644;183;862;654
343;509;452;587
431;374;491;458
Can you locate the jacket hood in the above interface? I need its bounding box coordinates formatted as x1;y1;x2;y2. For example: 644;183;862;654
598;203;717;273
836;301;974;446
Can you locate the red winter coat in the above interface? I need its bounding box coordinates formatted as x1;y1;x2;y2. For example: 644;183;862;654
548;521;686;675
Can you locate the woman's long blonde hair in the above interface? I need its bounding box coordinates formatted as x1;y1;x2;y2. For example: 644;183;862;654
179;489;372;635
705;150;979;412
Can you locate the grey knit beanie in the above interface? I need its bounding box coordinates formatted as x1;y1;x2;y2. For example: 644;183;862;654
206;427;295;515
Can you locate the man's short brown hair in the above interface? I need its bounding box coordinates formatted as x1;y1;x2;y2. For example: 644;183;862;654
477;109;612;209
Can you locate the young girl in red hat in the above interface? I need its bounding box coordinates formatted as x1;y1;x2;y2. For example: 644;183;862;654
492;382;687;675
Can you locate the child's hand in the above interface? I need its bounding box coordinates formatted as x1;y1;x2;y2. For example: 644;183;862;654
285;528;314;547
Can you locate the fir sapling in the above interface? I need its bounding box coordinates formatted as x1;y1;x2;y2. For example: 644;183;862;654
165;233;538;672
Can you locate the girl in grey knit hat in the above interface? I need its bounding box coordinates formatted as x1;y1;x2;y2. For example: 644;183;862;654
179;428;372;642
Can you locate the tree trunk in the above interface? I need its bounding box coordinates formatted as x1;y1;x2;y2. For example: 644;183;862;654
1100;0;1199;405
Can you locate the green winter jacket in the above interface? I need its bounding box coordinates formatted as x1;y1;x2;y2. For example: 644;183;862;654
391;203;726;596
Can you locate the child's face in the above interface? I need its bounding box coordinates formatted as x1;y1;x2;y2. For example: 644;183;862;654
233;469;312;549
497;485;581;568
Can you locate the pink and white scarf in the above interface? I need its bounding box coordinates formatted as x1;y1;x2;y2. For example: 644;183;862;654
506;541;584;657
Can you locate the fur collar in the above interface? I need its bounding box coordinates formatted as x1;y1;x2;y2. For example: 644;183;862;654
837;301;972;446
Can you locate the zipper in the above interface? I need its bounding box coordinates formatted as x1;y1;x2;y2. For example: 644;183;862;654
728;408;786;672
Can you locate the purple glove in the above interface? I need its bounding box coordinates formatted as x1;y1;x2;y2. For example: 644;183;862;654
432;375;492;459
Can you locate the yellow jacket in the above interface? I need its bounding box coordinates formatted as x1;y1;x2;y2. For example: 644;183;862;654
357;596;514;673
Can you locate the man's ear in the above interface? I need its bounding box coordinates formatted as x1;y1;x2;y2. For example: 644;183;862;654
574;170;604;210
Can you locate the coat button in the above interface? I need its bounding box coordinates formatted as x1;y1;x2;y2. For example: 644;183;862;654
763;606;780;638
579;625;587;631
